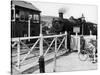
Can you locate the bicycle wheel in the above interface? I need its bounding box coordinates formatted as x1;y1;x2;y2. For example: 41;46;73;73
78;50;88;61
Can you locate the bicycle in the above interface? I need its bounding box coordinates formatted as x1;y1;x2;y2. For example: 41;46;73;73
78;39;97;63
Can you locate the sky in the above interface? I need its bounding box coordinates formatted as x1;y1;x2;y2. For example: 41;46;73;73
24;0;98;23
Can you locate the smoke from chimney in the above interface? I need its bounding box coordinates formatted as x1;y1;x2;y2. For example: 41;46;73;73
59;8;66;14
58;8;66;19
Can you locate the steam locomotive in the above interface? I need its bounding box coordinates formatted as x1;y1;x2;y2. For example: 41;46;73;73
52;12;97;35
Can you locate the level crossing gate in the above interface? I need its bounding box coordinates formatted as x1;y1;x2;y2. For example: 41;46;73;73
11;31;97;74
11;31;68;73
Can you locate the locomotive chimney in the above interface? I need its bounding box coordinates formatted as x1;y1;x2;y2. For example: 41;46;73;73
59;12;63;19
59;8;66;19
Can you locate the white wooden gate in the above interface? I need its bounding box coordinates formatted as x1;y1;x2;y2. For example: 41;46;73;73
11;31;68;73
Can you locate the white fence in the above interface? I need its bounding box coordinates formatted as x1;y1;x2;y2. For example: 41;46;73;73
71;35;80;53
11;31;68;72
11;31;97;73
70;35;96;52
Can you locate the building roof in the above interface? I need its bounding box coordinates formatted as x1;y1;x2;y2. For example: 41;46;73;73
12;0;41;12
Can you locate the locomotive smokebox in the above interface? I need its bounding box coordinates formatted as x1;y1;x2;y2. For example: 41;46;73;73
59;12;63;19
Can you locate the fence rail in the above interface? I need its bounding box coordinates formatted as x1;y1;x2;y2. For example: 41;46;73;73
11;31;68;72
11;31;97;73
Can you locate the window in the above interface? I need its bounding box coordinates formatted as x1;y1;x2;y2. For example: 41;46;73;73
15;9;20;21
18;10;29;21
25;12;29;21
33;14;39;23
34;14;39;20
20;11;25;21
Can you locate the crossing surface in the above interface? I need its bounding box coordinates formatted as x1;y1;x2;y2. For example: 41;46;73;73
12;51;97;75
34;52;97;73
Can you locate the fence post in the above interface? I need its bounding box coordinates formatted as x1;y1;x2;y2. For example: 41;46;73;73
90;30;92;36
65;31;67;50
28;18;30;38
17;38;20;69
53;37;57;72
39;32;45;73
92;47;96;63
75;32;78;52
78;36;80;53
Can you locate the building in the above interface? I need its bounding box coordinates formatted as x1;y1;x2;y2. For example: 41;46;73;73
41;15;59;34
11;0;41;37
41;15;59;28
